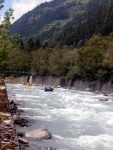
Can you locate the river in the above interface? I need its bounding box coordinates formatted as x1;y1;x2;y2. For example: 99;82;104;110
6;83;113;150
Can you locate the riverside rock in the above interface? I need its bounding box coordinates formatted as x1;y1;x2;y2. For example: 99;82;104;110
0;80;20;150
17;131;25;137
25;128;52;139
109;93;113;96
10;100;20;105
99;97;108;101
0;85;6;90
3;119;13;126
18;137;29;144
14;117;29;126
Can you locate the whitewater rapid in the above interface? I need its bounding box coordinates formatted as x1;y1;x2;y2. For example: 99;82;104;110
6;83;113;150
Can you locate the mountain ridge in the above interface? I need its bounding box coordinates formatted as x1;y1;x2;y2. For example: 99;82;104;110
10;0;89;44
9;0;113;47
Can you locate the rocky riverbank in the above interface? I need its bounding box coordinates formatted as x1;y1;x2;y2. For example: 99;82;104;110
0;80;20;150
0;80;56;150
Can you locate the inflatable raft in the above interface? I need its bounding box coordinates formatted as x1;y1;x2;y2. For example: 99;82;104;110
43;87;54;92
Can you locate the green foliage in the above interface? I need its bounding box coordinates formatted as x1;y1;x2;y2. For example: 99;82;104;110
96;69;109;82
0;0;4;10
31;47;50;75
25;38;35;51
61;48;79;79
7;48;31;71
0;7;28;73
0;8;15;72
10;34;24;49
78;34;112;81
34;38;41;50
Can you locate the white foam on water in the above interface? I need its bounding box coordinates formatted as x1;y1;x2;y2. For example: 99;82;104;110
53;134;64;140
84;103;110;109
106;117;113;126
28;115;52;121
20;107;33;110
6;83;113;150
47;106;98;123
53;134;113;150
75;134;113;150
12;94;40;99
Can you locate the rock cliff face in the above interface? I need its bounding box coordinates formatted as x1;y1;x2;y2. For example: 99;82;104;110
5;76;113;92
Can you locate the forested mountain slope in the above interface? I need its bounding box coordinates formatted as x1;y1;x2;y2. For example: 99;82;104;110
9;0;89;44
59;0;113;46
9;0;113;46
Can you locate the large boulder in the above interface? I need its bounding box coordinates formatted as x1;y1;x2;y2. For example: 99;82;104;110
25;128;52;140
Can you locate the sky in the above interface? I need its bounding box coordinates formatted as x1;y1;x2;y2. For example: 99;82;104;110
0;0;52;23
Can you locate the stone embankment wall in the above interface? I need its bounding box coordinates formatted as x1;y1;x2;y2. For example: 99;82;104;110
5;75;113;92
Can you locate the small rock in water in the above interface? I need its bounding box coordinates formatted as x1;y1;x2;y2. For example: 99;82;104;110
10;100;20;105
99;97;108;101
18;137;29;144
